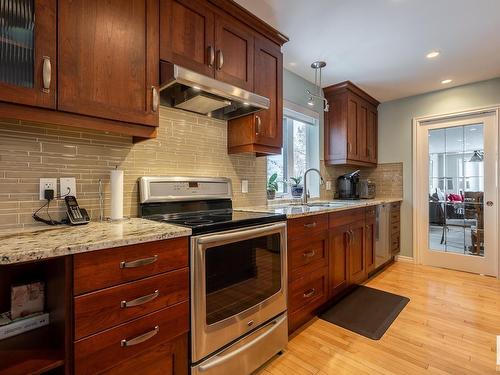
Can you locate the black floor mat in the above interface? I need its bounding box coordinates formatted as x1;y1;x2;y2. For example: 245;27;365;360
319;286;410;340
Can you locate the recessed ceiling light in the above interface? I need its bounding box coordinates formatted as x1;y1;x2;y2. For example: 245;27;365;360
441;79;452;84
426;50;440;59
289;62;297;67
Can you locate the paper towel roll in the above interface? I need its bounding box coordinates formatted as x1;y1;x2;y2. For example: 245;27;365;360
110;169;124;220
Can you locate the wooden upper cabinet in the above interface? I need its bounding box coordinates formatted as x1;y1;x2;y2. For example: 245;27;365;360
58;0;159;127
160;0;215;77
253;37;282;149
214;16;254;91
324;81;379;167
0;0;56;109
227;36;282;155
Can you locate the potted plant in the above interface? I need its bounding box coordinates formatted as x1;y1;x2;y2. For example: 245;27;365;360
289;176;304;198
267;173;279;200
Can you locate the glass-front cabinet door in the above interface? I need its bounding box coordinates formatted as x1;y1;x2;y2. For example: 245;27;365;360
0;0;56;108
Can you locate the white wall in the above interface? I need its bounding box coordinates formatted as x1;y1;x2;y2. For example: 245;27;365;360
378;77;500;257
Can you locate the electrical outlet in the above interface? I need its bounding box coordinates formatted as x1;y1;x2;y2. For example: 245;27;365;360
39;178;57;200
325;181;332;191
60;177;76;198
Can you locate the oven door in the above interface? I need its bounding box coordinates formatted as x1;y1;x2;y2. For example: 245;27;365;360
191;222;287;363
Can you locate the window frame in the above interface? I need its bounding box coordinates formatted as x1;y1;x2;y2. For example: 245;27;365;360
267;101;320;198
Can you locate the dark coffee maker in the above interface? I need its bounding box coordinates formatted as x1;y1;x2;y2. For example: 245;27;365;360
336;170;360;199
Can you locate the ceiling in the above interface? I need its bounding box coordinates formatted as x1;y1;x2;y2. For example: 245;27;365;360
234;0;500;102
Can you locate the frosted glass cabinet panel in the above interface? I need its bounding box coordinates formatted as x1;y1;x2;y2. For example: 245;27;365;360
0;0;56;108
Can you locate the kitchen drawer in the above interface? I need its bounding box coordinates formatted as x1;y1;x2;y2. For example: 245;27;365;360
98;333;188;375
288;266;328;314
74;237;188;295
74;301;189;375
74;268;189;339
287;214;328;239
329;208;365;228
288;233;328;279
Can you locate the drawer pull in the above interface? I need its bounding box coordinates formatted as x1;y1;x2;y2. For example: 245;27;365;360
303;250;316;258
120;255;158;269
303;222;317;229
121;325;159;347
303;288;316;298
120;290;160;308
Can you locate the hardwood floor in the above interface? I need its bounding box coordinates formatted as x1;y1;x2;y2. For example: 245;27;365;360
257;262;500;375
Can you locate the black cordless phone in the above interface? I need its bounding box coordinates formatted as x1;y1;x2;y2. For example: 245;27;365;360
65;196;90;225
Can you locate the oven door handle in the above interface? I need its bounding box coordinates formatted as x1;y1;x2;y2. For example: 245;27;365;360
197;314;286;372
196;222;286;245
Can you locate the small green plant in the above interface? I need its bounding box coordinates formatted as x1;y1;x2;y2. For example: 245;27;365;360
289;176;302;187
267;173;279;192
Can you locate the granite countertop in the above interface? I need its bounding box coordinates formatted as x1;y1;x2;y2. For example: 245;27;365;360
237;197;403;219
0;218;191;265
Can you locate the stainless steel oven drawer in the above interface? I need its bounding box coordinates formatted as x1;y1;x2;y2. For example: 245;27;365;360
191;313;287;375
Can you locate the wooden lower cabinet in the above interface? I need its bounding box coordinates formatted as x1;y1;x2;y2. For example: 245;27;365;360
390;202;401;255
98;334;188;375
73;238;190;375
365;208;376;274
328;223;348;298
288;207;378;333
288;266;329;333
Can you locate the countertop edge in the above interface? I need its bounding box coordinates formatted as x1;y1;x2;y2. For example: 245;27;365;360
237;198;403;219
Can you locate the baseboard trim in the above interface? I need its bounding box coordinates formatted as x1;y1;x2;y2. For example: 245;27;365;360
395;255;415;263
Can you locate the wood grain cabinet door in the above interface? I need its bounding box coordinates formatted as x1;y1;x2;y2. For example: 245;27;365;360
0;0;56;109
348;222;367;285
346;94;360;161
58;0;159;126
253;36;283;149
367;107;378;164
214;16;254;91
365;213;376;274
357;99;369;162
160;0;215;77
329;224;349;298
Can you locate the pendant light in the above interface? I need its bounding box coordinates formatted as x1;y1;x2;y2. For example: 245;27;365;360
305;61;329;112
469;150;483;162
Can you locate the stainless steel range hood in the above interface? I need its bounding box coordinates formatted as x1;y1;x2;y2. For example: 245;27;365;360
159;61;269;120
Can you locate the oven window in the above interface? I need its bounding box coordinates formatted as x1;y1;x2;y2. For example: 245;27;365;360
205;233;282;325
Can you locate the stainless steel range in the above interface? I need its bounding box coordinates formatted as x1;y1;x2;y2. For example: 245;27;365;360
139;177;288;375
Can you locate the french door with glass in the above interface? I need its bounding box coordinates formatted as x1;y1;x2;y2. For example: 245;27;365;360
415;111;498;276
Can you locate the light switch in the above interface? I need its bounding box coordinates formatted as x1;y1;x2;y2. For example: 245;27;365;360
241;179;249;193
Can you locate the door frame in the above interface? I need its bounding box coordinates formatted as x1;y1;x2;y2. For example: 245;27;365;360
412;105;500;278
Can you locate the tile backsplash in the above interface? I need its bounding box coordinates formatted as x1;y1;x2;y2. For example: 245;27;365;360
0;108;267;229
320;162;403;200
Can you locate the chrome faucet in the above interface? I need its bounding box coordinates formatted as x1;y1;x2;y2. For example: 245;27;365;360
303;168;325;204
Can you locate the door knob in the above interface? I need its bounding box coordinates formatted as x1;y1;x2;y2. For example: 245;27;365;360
486;201;494;206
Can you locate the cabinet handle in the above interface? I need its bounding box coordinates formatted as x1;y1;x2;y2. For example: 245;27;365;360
255;115;262;135
42;56;51;93
303;288;316;298
217;50;224;70
208;46;215;68
367;147;371;157
303;250;316;258
121;290;160;308
151;86;159;112
120;255;158;269
121;326;159;347
347;142;352;154
303;222;317;229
